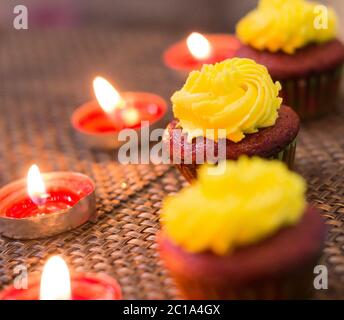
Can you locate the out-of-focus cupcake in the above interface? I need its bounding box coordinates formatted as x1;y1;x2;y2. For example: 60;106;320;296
236;0;344;119
158;157;326;300
163;58;300;182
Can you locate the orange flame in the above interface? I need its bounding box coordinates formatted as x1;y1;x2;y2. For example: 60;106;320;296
27;165;47;206
186;32;212;60
93;76;124;114
40;256;72;300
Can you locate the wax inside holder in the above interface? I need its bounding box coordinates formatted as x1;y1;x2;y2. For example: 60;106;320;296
4;189;81;219
77;109;118;133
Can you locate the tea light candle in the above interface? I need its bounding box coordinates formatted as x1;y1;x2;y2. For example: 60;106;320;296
0;256;122;300
164;32;241;78
71;76;168;149
0;165;96;239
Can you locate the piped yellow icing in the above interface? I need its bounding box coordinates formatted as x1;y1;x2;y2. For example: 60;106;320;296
161;157;306;255
236;0;338;54
171;58;282;143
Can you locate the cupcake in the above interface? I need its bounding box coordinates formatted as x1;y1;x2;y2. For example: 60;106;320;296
158;157;326;300
236;0;344;119
163;58;300;183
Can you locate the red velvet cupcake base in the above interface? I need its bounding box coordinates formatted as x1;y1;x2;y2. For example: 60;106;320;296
280;66;343;119
174;140;297;183
158;208;325;300
166;269;315;300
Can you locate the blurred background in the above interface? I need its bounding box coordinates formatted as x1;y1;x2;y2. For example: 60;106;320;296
0;0;343;35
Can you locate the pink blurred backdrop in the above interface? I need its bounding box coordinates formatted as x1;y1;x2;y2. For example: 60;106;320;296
0;0;343;36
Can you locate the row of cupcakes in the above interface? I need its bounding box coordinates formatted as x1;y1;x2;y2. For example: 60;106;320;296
157;0;337;299
159;58;324;299
166;0;344;120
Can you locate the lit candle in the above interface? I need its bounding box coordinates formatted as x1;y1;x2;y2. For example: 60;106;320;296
27;164;48;207
71;76;167;149
0;167;96;239
5;164;81;218
186;32;212;61
164;32;241;77
40;256;72;300
0;256;122;300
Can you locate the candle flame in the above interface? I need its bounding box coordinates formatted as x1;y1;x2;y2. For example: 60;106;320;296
186;32;212;60
27;164;47;206
93;76;124;114
40;256;72;300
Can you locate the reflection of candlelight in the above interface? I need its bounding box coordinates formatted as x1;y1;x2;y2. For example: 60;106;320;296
40;256;72;300
122;107;140;127
186;32;212;60
27;164;48;206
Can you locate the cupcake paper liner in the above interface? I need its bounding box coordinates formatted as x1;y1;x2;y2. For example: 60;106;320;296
272;139;297;167
167;266;315;300
280;65;343;119
174;140;297;183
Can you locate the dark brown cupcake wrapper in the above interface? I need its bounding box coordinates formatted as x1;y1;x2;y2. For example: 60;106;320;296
279;65;343;119
174;140;297;183
168;268;315;300
271;139;297;168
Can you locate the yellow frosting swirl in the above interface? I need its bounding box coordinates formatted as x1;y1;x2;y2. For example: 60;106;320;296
171;58;282;143
161;157;306;255
237;0;338;54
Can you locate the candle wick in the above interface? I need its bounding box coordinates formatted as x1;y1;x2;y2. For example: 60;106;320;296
33;193;49;212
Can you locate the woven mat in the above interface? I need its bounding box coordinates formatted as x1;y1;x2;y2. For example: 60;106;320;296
0;27;343;300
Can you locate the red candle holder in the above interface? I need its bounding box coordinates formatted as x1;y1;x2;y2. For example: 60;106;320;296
0;172;96;240
71;92;168;150
0;273;122;300
163;33;241;79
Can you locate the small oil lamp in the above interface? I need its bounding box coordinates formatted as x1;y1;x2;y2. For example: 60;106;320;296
0;165;96;239
0;256;122;300
71;77;168;149
163;32;241;78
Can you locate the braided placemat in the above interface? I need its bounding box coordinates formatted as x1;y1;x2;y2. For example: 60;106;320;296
0;27;343;300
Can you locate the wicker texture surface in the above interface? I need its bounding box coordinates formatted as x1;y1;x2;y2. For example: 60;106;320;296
0;27;343;300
